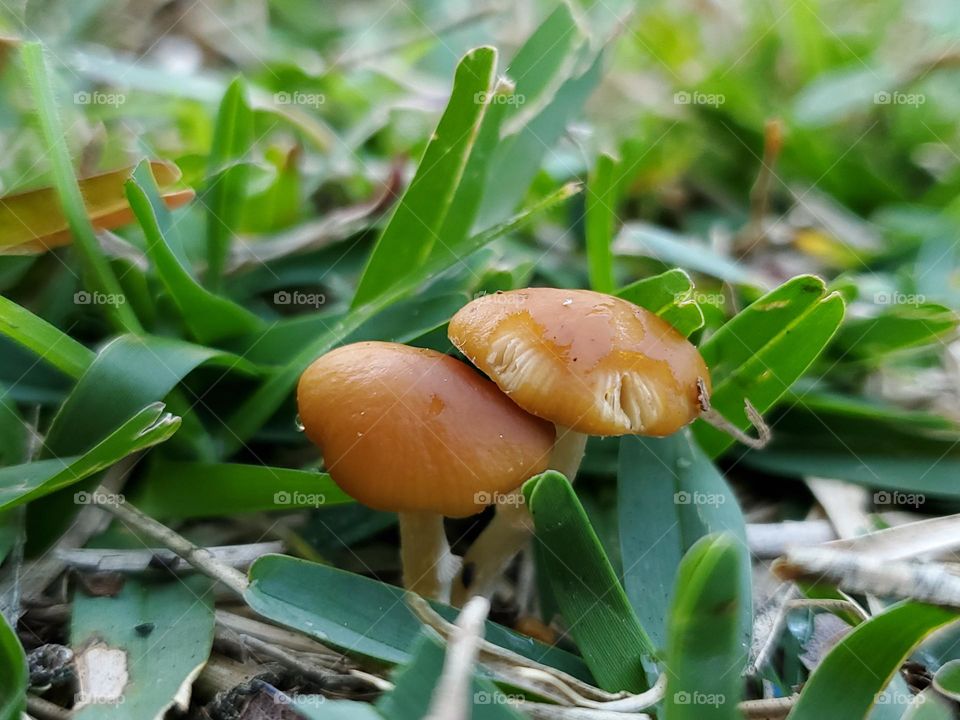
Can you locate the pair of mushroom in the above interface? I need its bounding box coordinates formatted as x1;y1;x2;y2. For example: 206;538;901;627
297;288;753;604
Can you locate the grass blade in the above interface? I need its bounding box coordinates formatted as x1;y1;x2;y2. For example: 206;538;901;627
352;46;499;309
204;77;253;290
20;42;142;333
127;162;263;343
586;153;617;293
0;610;26;720
616;268;705;336
0;295;94;378
693;275;845;457
243;554;590;678
664;534;745;719
0;403;180;510
526;470;656;692
618;431;751;653
134;461;352;519
790;602;958;720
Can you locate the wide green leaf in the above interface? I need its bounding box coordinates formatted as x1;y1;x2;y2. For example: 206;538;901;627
693;275;845;457
618;431;751;653
0;403;179;510
526;470;655;692
617;269;705;337
664;534;745;720
71;576;215;718
244;554;591;679
789;602;959;720
134;460;351;518
352;47;499;308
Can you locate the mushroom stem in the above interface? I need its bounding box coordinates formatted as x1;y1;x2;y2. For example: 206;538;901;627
452;427;587;606
399;512;461;602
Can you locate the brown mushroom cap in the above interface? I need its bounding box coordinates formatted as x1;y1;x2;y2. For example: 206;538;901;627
296;341;554;518
448;288;710;437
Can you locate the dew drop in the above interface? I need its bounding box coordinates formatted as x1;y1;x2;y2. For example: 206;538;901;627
677;457;691;469
294;414;305;432
562;298;573;306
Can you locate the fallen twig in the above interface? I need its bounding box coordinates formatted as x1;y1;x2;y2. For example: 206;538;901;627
88;487;249;596
55;541;283;574
773;546;960;608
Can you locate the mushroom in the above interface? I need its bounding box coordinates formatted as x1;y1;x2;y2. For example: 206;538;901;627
296;340;554;602
448;287;767;604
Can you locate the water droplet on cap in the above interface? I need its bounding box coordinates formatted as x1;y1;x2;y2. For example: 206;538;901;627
294;414;305;432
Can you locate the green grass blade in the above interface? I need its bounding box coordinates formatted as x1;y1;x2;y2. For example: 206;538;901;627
71;576;214;718
44;334;257;457
20;42;142;334
693;275;846;457
586;153;617;293
378;633;524;720
204;77;253;290
134;460;352;519
126;162;263;343
243;554;590;678
0;295;94;378
664;534;745;720
0;403;180;510
790;602;958;720
616;268;705;336
526;470;656;692
0;610;26;720
618;431;751;653
222;183;579;450
351;46;498;309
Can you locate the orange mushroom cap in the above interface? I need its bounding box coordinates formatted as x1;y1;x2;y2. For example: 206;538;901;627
448;288;710;437
297;341;554;518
